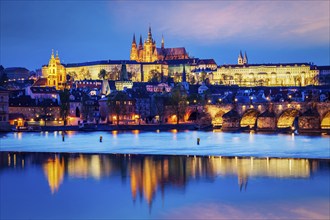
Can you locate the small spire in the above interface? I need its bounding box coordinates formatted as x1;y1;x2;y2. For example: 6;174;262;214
132;33;136;44
243;51;248;64
161;34;164;49
139;35;143;48
239;50;243;59
51;49;54;58
56;50;59;58
148;25;152;40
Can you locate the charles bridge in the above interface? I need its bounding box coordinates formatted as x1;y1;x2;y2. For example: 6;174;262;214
186;101;330;133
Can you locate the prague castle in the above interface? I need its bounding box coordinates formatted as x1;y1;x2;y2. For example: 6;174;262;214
41;27;320;90
214;51;319;87
130;26;189;62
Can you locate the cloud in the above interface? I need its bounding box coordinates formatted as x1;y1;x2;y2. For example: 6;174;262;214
110;1;330;46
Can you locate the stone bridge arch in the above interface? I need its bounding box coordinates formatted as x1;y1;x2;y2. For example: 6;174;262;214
277;108;301;129
240;109;260;128
321;111;330;129
212;110;226;127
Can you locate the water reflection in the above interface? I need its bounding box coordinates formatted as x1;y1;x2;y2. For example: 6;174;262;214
2;152;326;206
43;156;65;194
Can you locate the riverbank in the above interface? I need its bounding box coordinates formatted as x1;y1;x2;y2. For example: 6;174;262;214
5;123;329;135
40;123;200;132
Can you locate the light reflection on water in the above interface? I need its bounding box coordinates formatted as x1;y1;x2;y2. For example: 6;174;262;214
1;131;329;159
1;152;329;219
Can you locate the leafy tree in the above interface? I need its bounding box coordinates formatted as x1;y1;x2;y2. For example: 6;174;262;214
67;71;78;81
109;66;120;80
152;93;167;124
148;69;162;83
98;69;108;80
200;71;207;83
59;89;70;125
189;75;196;85
173;72;182;83
0;65;8;86
169;84;188;124
81;95;95;122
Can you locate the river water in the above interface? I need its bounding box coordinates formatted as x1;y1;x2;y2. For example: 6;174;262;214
0;152;329;219
0;130;329;158
0;131;329;219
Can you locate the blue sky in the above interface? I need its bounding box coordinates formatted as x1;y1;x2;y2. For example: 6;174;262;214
1;0;329;70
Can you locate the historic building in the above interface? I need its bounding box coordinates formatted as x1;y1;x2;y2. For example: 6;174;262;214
130;27;189;62
42;50;66;90
213;51;319;87
0;87;10;131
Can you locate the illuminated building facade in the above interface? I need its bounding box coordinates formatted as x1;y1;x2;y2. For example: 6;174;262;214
214;52;319;86
42;50;66;90
130;27;189;62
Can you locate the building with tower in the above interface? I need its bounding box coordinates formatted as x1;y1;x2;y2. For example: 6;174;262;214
214;51;319;86
130;27;189;62
238;51;248;65
42;50;66;90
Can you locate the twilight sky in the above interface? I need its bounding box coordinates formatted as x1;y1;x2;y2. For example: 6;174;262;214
1;0;329;70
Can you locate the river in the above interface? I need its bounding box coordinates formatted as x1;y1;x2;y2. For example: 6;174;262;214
0;130;329;158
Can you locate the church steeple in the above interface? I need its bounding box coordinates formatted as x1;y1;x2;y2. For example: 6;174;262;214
161;34;164;49
51;49;54;59
147;26;152;42
139;35;143;50
238;50;244;65
130;34;138;61
132;33;136;45
243;51;248;64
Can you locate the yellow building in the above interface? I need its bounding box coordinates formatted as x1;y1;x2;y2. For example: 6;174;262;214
130;27;189;63
42;50;66;90
213;51;319;86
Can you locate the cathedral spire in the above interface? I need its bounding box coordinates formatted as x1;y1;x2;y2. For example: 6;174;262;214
238;50;244;65
148;25;152;41
239;50;243;59
51;49;54;58
56;50;59;58
132;33;136;45
243;51;248;64
138;34;143;50
161;34;164;49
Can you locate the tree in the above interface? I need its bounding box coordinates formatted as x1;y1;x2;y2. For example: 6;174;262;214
152;93;166;124
67;71;78;81
173;72;181;83
169;84;188;124
109;66;120;80
98;69;108;80
200;71;207;83
148;69;162;83
59;89;70;125
189;75;196;85
81;95;95;122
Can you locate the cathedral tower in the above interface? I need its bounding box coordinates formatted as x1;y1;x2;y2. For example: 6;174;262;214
243;51;248;64
161;35;164;49
143;26;157;62
45;50;66;90
130;34;138;61
238;50;244;65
